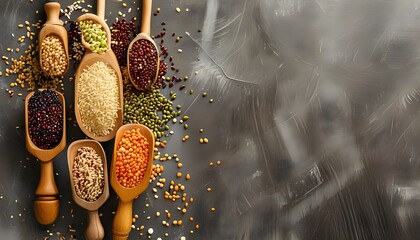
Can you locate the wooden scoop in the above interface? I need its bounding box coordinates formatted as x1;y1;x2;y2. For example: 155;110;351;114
25;89;66;225
110;124;155;240
74;0;123;142
67;140;109;240
127;0;160;90
38;2;69;77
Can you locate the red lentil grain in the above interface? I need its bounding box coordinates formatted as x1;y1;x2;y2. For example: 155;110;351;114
115;128;149;188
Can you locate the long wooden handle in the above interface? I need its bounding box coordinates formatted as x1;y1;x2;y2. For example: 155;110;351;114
112;200;133;240
34;161;59;225
85;210;105;240
44;2;62;25
97;0;105;20
141;0;152;35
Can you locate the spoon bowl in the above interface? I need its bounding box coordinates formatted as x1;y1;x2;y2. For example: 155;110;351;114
77;13;111;52
74;51;123;142
127;0;160;90
67;139;109;240
110;124;154;240
25;89;66;225
38;2;69;77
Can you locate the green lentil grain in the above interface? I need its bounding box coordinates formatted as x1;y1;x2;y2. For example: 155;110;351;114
123;88;175;139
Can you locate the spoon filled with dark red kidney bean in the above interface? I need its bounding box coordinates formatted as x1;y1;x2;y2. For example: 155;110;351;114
127;0;160;91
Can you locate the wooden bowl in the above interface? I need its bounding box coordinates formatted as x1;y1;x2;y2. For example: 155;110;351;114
74;50;123;142
25;89;66;225
76;13;111;52
67;139;109;240
110;124;155;240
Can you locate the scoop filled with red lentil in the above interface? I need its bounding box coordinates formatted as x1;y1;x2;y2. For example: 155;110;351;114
110;124;154;240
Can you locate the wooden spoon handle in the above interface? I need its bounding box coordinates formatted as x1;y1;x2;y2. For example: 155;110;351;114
44;2;62;26
34;161;59;225
85;210;105;240
97;0;105;20
141;0;152;35
112;200;133;240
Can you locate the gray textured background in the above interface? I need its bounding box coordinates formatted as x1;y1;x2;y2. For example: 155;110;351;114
2;0;420;239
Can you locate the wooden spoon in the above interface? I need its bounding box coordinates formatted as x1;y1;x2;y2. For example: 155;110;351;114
67;139;109;240
25;89;66;225
74;0;123;142
38;2;69;77
127;0;160;90
110;124;155;240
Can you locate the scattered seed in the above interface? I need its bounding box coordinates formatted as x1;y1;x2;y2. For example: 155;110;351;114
175;7;181;13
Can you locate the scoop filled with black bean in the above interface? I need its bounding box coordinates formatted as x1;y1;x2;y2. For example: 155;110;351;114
127;0;160;90
25;89;66;226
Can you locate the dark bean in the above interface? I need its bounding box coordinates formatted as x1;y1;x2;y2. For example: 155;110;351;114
28;89;63;149
111;18;136;67
129;39;159;89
